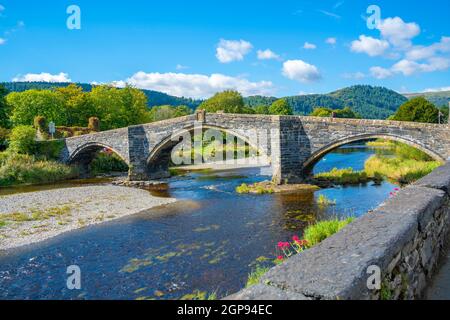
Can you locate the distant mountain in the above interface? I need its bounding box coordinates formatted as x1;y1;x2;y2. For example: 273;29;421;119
404;90;450;107
0;82;202;109
245;85;408;119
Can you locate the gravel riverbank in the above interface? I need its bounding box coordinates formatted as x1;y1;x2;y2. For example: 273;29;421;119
0;186;176;251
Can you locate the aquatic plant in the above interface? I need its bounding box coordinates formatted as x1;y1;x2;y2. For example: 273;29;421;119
245;265;271;288
316;194;336;208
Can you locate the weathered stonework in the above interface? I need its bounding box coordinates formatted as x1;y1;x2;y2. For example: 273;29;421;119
60;113;450;183
226;162;450;300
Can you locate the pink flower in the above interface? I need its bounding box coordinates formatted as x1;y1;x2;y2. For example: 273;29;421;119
394;188;400;191
292;235;299;242
277;242;284;248
284;242;290;248
277;255;284;261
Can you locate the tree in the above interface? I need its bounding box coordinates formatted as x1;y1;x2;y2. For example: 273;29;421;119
7;90;67;126
8;125;36;154
55;84;95;127
88;85;150;130
310;106;360;119
268;99;293;115
149;105;192;122
254;105;269;114
390;97;440;123
198;90;244;113
0;85;11;128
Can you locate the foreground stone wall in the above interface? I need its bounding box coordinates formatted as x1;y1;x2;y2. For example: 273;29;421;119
227;162;450;300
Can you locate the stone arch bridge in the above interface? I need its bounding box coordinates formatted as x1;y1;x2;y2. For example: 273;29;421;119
60;112;450;184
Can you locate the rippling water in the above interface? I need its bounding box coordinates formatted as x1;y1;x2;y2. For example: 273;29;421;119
0;145;397;300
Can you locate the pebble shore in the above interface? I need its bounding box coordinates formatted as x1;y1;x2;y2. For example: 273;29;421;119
0;185;176;251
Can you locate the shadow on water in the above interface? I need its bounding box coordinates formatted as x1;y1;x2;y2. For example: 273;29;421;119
0;144;397;300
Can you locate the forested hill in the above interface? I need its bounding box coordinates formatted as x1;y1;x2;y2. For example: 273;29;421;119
0;82;202;109
245;85;408;119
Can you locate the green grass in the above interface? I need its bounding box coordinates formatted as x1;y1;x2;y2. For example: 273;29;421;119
314;167;369;185
90;152;128;176
0;152;79;187
246;265;271;288
365;155;441;184
303;217;355;248
236;182;274;194
0;205;73;226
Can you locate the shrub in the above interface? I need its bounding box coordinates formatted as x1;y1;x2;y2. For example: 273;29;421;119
8;125;37;154
0;127;10;150
0;153;79;186
314;167;369;185
90;151;128;175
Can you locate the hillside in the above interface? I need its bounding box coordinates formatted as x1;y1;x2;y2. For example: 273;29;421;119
245;85;407;119
0;82;202;109
404;91;450;107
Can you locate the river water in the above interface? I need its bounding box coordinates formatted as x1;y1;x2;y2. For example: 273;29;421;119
0;144;397;300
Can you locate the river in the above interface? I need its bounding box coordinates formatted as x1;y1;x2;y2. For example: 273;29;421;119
0;144;397;300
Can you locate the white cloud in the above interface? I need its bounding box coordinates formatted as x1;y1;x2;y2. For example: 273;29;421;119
216;39;253;63
256;49;280;60
392;58;450;76
377;17;420;48
0;38;6;45
303;42;317;50
406;36;450;60
370;66;393;79
282;60;321;83
342;72;365;80
423;86;450;93
325;37;337;45
351;35;389;57
318;10;341;19
12;72;72;82
114;71;275;99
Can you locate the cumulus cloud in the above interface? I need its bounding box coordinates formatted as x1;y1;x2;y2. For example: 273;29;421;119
377;17;420;48
282;60;321;83
175;64;189;70
256;49;280;60
12;72;72;82
351;35;389;57
325;37;337;45
113;71;275;99
303;42;317;50
406;36;450;60
370;66;393;79
216;39;253;63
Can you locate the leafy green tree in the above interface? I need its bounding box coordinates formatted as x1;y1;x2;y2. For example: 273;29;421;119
55;84;95;127
0;85;10;128
7;90;67;126
8;125;36;154
149;105;192;122
254;105;269;114
198;90;244;113
310;106;360;119
439;106;449;123
268;99;293;115
390;97;440;123
88;85;150;130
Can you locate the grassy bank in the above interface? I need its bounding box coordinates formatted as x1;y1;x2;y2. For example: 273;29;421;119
365;156;441;184
314;167;374;185
0;152;79;187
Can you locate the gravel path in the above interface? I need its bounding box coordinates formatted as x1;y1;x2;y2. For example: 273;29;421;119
0;186;176;251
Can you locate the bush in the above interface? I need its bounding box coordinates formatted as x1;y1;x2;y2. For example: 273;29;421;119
8;125;37;154
314;167;369;185
90;151;128;175
0;153;79;186
0;127;10;150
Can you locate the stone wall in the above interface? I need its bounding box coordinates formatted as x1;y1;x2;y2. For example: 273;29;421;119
227;162;450;300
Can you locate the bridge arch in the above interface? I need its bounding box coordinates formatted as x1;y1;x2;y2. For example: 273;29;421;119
146;124;270;179
302;133;446;173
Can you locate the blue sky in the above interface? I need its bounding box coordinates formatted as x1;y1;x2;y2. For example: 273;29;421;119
0;0;449;98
